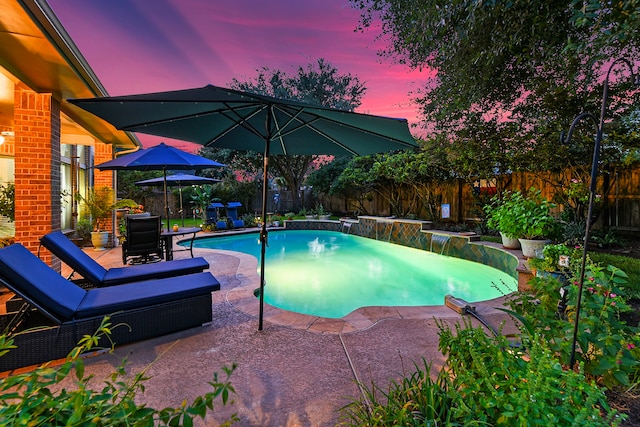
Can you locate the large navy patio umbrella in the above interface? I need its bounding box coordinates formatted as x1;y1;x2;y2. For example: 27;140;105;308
69;84;418;330
95;143;224;231
135;173;222;226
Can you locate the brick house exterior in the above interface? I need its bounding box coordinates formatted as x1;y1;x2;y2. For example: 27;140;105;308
0;0;139;270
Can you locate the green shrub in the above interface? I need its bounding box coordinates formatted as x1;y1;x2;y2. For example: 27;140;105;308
438;319;621;426
485;188;560;240
527;243;573;273
339;360;454;426
589;251;640;299
340;319;622;426
0;317;238;426
505;260;640;387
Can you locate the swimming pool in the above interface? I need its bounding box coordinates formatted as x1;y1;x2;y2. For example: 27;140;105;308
193;230;516;318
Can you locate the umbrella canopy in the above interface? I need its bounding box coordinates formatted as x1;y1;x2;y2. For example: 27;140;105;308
95;143;224;231
135;173;221;226
70;84;418;330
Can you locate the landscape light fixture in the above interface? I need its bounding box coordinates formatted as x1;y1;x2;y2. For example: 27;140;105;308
561;57;638;368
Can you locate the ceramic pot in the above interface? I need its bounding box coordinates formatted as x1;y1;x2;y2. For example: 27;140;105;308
500;232;521;249
518;238;551;258
91;231;109;251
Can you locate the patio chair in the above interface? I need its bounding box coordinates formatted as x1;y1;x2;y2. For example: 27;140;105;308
0;243;220;371
122;215;164;265
226;202;244;228
40;231;209;287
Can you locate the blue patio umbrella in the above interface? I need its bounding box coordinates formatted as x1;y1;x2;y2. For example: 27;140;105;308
95;143;225;231
69;84;417;330
135;173;221;226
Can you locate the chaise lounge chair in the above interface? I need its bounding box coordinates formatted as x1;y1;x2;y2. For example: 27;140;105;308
40;231;209;287
0;243;220;371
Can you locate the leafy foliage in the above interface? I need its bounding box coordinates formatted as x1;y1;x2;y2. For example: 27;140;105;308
0;317;238;426
506;256;640;387
438;319;621;426
341;319;621;426
76;187;140;231
0;183;14;222
349;0;640;180
228;58;367;211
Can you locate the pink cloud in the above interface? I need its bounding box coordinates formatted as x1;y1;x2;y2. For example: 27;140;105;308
49;0;431;149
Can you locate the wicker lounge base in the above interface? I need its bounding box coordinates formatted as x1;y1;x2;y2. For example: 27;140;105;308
0;294;212;371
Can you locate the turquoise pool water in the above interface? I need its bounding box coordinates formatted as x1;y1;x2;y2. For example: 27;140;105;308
193;230;516;318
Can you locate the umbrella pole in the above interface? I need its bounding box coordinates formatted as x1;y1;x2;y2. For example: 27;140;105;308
164;169;171;232
258;145;270;331
179;184;185;227
258;110;274;331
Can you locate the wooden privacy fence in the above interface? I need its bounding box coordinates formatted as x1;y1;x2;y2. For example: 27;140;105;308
318;166;640;232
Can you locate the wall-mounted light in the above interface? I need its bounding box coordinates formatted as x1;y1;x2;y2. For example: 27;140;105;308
0;131;14;145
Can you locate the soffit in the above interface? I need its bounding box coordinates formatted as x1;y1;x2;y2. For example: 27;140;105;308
0;0;140;149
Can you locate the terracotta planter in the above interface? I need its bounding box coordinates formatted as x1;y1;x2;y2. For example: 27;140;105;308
500;232;521;249
518;238;551;258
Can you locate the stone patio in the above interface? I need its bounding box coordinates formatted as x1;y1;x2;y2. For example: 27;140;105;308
43;233;521;426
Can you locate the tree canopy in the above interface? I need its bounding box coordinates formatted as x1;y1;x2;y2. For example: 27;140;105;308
201;58;367;211
349;0;640;177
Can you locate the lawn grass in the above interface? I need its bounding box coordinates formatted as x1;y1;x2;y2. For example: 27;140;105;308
588;251;640;298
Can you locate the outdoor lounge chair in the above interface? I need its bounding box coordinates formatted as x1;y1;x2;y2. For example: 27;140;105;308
40;231;209;287
0;243;220;371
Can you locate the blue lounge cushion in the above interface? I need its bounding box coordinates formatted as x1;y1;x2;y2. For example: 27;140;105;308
100;257;209;286
40;231;209;286
0;244;86;320
76;272;219;319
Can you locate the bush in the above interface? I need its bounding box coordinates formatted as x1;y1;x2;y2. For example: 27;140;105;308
340;360;454;426
438;320;621;426
505;258;640;387
340;319;622;426
0;317;238;426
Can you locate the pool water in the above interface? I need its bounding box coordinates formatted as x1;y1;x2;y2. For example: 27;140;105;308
193;230;516;318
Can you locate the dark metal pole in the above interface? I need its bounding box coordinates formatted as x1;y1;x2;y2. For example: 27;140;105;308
564;58;637;368
163;167;171;232
258;106;273;331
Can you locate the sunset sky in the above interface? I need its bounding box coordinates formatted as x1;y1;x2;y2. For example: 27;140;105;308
48;0;431;151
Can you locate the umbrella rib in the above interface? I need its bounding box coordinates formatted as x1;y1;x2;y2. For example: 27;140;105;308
205;102;270;145
273;105;415;150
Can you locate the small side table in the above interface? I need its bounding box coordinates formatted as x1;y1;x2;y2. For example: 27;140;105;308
160;227;201;261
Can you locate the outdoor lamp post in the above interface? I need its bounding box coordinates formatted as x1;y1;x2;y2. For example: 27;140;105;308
561;57;639;368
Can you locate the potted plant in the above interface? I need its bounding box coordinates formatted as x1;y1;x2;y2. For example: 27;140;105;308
527;243;572;282
316;204;330;220
73;219;93;247
76;187;139;251
0;183;15;223
484;191;522;249
510;188;560;257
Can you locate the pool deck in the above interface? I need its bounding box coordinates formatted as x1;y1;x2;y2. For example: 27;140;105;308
45;230;523;426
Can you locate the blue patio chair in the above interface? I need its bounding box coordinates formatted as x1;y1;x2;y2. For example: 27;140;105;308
226;202;244;228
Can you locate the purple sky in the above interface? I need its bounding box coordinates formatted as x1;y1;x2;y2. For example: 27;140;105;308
49;0;430;150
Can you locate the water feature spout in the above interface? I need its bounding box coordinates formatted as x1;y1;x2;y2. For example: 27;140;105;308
342;222;352;234
430;234;451;255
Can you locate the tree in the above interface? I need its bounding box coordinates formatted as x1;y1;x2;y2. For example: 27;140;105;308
349;0;640;177
228;58;367;211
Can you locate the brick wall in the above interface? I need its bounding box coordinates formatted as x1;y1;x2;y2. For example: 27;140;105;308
13;83;61;269
93;142;114;245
